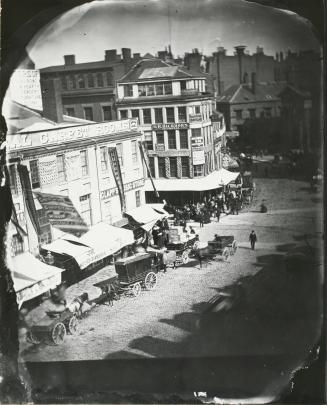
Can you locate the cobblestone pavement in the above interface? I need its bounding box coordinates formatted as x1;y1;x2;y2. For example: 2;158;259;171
19;177;323;365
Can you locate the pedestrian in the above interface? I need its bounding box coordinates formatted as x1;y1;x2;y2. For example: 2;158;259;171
216;205;221;222
199;211;204;227
249;230;257;250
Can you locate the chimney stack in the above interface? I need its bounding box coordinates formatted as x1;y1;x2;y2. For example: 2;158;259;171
64;55;75;65
122;48;131;60
234;45;246;85
158;50;168;60
251;72;257;94
133;53;141;60
256;46;264;55
40;78;63;123
105;49;117;62
279;51;284;61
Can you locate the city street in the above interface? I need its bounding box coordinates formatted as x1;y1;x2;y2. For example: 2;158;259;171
20;175;323;367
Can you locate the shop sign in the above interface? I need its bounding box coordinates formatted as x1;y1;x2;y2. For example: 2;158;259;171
155;144;165;152
7;119;139;151
191;136;204;147
108;147;126;212
152;123;189;131
192;147;205;165
100;178;145;200
189;113;202;123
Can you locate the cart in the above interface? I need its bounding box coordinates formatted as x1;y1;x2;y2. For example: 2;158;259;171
165;235;197;265
208;235;238;259
27;308;78;346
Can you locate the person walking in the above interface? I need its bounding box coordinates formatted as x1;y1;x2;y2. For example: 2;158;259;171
216;205;221;222
249;230;257;250
199;211;204;228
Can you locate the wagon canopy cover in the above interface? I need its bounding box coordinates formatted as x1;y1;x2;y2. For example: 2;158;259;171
124;204;169;225
8;252;63;308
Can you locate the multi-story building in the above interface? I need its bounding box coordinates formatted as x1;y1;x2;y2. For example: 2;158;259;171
7;117;145;256
115;57;226;204
39;48;142;122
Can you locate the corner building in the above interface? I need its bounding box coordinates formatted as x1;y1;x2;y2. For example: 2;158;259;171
115;58;226;204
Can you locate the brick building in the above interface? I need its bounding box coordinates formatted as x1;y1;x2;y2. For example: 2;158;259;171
39;48;142;123
115;57;227;204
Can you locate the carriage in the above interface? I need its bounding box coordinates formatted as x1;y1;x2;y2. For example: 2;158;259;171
165;235;198;266
26;308;79;346
191;235;238;267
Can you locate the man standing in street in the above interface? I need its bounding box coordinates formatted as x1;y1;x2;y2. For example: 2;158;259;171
249;230;257;250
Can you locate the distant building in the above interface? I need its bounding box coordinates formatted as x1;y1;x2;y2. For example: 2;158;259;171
115;57;226;204
39;48;142;122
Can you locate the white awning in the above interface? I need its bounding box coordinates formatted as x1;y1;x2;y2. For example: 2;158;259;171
140;219;158;232
144;169;240;192
125;204;168;224
43;223;134;269
8;252;63;308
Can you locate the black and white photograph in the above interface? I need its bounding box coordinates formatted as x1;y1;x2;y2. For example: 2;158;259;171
0;0;325;403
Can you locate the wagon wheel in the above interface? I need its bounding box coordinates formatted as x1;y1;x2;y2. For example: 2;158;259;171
232;240;238;254
67;316;78;335
51;322;66;345
181;250;189;264
131;282;141;297
26;330;41;345
222;247;230;261
144;272;157;291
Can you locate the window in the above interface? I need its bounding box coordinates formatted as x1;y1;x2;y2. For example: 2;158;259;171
104;200;112;223
120;110;128;119
135;190;141;207
166;107;175;123
154;108;163;123
61;76;67;90
264;108;272;118
144;131;153;151
181;157;190;177
87;74;94;88
179;130;189;149
235;109;243;120
193;164;204;177
156;131;164;145
80;194;92;226
78;74;85;89
148;157;155;177
106;71;113;86
80;150;89;176
178;106;187;122
147;84;155;96
138;84;147;97
170;157;177;177
97;73;104;87
248;109;256;119
68;75;76;89
9;165;17;194
180;80;187;90
143;109;152;124
123;84;133;97
131;140;138;164
191;128;202;138
66;107;75;117
163;82;172;95
102;106;112;121
195;106;201;114
56;155;66;183
158;157;166;178
30;160;40;189
84;107;93;121
100;146;108;172
11;234;24;256
116;143;123;167
131;109;140;121
168;131;176;149
156;83;164;95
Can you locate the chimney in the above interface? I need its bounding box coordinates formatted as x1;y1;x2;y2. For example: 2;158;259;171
122;48;131;60
133;53;141;60
251;72;257;94
158;50;168;60
279;51;284;61
234;45;246;84
40;78;63;123
217;47;226;55
256;46;264;55
105;49;117;62
64;55;75;65
275;52;279;61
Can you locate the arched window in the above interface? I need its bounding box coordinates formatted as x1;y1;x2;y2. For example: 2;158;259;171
78;74;85;89
87;73;94;88
97;73;104;87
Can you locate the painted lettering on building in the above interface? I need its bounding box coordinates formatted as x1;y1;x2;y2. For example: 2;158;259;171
100;178;145;200
152;123;189;131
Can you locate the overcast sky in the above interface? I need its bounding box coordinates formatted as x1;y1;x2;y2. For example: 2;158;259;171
26;0;320;69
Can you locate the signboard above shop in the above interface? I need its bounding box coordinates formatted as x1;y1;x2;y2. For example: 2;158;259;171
189;113;202;123
152;123;189;131
7;119;139;151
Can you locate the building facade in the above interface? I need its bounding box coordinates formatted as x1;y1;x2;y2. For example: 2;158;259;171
7;119;145;255
115;58;226;202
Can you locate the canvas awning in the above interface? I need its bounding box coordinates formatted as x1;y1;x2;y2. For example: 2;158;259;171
144;169;240;192
43;223;134;269
8;252;63;308
124;205;168;225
